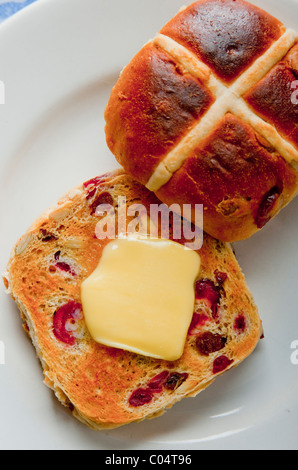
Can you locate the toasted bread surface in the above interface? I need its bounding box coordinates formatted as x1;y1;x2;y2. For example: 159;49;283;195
4;170;262;429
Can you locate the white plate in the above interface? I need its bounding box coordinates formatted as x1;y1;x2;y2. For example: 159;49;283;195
0;0;297;451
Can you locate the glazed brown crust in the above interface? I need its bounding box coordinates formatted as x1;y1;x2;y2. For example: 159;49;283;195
156;114;298;241
105;43;215;184
4;171;262;429
244;42;298;148
104;0;298;242
160;0;284;83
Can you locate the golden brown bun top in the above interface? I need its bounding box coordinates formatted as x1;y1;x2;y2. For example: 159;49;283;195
161;0;284;83
104;0;298;242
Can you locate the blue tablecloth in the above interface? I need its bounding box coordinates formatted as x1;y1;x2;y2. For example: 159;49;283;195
0;0;37;23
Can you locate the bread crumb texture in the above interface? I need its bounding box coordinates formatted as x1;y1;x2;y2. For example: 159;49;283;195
4;170;262;429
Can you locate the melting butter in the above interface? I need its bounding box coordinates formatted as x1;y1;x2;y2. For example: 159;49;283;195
81;237;200;361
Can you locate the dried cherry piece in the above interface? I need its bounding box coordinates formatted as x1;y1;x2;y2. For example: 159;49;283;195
39;229;57;242
164;372;188;391
83;175;110;200
214;270;228;287
53;301;82;345
196;332;227;356
83;176;106;190
212;355;233;374
90;191;114;215
53;251;76;276
55;261;73;273
128;388;153;407
234;314;246;333
129;369;190;407
255;186;281;228
148;371;169;391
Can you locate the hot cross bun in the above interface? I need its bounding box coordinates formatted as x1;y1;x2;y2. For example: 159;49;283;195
3;170;262;429
105;0;298;241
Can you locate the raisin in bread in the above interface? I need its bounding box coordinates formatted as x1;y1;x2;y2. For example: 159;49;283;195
104;0;298;242
3;170;262;430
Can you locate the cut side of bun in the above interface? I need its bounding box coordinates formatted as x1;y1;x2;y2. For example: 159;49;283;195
105;0;298;242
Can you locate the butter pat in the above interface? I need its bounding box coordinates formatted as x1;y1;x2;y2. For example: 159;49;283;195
81;237;200;361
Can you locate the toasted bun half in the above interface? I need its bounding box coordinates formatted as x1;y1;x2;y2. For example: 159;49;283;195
105;0;298;242
3;170;262;429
